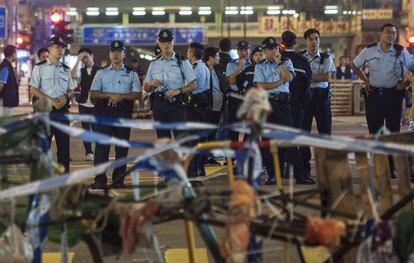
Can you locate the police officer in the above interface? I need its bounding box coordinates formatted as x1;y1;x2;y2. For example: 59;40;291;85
281;30;312;129
144;29;196;139
299;28;336;175
352;23;414;178
30;36;75;173
90;40;141;188
186;42;211;177
352;23;414;135
186;42;210;123
236;45;266;94
254;37;314;185
203;47;226;138
226;40;253;141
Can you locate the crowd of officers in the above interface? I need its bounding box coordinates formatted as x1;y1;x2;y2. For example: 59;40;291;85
6;22;412;189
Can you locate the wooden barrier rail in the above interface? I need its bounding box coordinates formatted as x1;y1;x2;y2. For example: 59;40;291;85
314;131;414;262
330;80;365;116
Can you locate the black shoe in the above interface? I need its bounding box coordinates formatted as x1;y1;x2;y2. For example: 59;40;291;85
264;177;276;185
390;170;397;179
296;177;316;185
90;182;107;189
190;180;204;188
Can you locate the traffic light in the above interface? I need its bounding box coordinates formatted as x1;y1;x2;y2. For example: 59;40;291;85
15;32;31;50
407;35;414;54
50;10;74;44
409;36;414;46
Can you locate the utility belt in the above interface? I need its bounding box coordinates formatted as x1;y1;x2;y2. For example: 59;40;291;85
95;99;134;112
187;90;211;108
310;87;330;99
268;92;290;103
368;85;400;95
149;92;187;108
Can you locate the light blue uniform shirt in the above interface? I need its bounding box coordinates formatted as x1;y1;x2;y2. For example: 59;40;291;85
211;68;223;111
303;51;336;89
226;59;252;92
90;64;141;94
353;42;414;88
191;59;210;94
253;59;294;94
144;52;196;93
29;58;76;99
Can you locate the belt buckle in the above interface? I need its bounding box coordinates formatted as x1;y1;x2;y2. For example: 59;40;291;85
379;88;384;95
166;96;176;103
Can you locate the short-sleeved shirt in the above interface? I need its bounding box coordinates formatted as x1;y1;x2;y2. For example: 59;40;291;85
144;52;196;93
0;67;9;84
29;59;76;99
191;59;210;94
226;59;252;92
303;51;336;89
253;58;294;94
353;43;414;88
211;68;223;111
90;64;141;94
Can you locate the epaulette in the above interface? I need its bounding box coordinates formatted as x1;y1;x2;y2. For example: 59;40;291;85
394;43;403;51
100;64;110;70
366;43;377;48
61;63;70;69
320;52;330;59
124;65;133;73
35;60;47;66
153;55;162;61
394;43;403;57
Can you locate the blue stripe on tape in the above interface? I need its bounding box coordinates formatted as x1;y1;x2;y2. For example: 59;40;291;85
50;113;218;130
0;135;198;199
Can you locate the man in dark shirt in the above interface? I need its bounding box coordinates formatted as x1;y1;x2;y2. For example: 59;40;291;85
0;45;19;115
71;47;99;161
37;48;49;63
218;38;232;75
280;30;312;129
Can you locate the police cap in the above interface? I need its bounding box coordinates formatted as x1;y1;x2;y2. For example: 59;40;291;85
262;37;279;49
252;45;264;55
48;36;67;48
237;40;251;50
158;29;174;42
109;40;125;51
